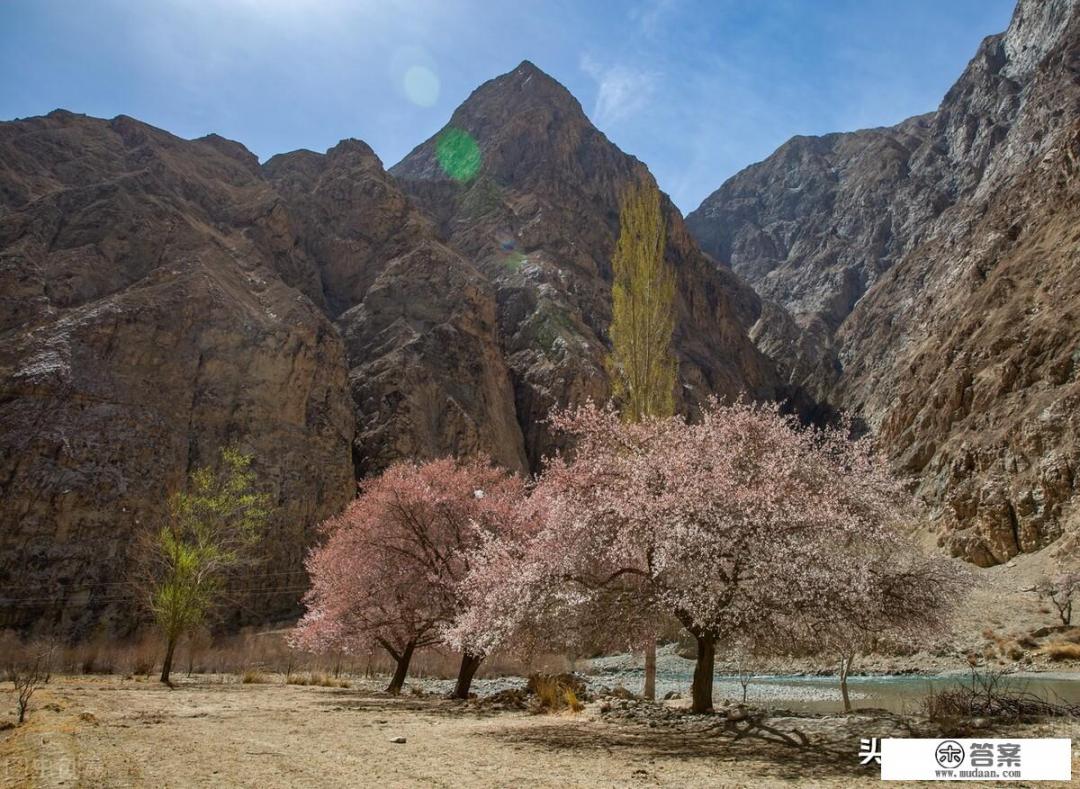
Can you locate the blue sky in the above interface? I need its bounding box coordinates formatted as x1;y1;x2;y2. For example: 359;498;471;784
0;0;1015;212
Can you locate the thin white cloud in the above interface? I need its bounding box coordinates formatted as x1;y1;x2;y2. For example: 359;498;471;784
629;0;678;38
580;54;656;127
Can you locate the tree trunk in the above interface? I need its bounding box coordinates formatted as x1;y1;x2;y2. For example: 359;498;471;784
386;641;415;695
643;638;657;700
691;633;715;713
839;651;854;713
160;634;177;685
453;653;483;699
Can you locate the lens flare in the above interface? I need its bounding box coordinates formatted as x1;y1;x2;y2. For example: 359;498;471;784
403;65;439;107
435;127;481;182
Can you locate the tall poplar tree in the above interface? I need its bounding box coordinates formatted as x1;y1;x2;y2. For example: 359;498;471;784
607;180;677;423
606;180;677;699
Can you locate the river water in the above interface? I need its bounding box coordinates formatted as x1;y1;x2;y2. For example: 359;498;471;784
587;660;1080;714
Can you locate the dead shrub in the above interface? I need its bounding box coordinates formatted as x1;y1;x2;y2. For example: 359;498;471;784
923;666;1079;721
9;650;52;725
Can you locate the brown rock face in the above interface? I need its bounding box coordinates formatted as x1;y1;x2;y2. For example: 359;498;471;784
687;0;1080;564
0;112;355;634
263;142;528;476
0;109;533;635
391;61;780;466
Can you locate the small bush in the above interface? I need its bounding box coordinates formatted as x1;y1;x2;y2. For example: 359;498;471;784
241;669;269;684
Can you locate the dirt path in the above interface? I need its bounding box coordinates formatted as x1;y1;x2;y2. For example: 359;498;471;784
2;676;1077;787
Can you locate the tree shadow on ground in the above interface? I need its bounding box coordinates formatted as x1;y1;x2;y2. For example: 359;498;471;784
482;713;911;783
313;689;511;719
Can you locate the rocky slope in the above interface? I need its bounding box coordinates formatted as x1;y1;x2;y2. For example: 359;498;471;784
262;141;527;477
0;111;356;634
687;0;1080;565
391;61;781;465
0;114;532;635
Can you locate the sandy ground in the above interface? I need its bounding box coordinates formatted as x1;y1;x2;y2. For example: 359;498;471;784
2;675;1078;788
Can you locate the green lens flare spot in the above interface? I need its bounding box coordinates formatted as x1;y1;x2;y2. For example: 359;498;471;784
436;127;481;182
502;251;526;272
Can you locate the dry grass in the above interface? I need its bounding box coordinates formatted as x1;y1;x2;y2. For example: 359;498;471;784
240;668;270;684
528;674;585;714
0;627;571;690
563;687;584;712
1042;642;1080;661
980;628;1029;662
531;675;562;710
11;674;1017;788
286;672;350;688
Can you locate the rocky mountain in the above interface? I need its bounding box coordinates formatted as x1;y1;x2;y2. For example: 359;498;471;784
391;61;780;465
1;64;780;635
687;0;1080;565
262;140;528;477
0;112;356;634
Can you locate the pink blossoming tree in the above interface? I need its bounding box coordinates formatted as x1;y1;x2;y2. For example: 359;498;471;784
786;548;969;711
452;400;968;713
292;457;528;697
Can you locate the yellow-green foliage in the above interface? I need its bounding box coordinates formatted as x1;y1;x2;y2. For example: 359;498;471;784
607;180;676;422
146;448;271;649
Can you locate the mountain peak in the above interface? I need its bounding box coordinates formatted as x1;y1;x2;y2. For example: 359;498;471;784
512;59;542;74
390;61;591;182
463;59;583;119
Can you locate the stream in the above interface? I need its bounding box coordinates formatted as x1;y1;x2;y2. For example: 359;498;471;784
587;666;1080;714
